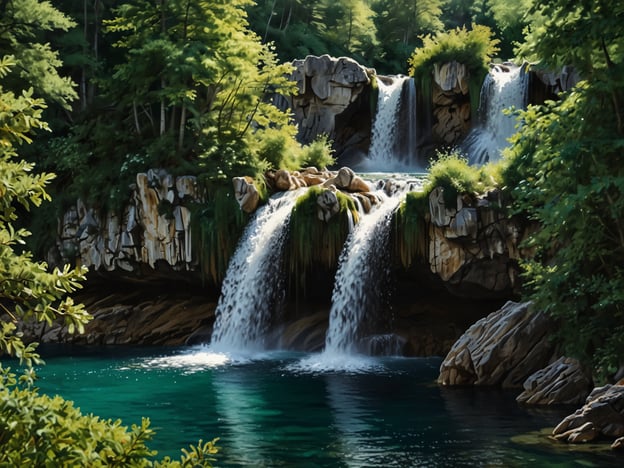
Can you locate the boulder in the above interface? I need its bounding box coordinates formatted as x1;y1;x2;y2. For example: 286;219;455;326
438;301;557;388
516;357;592;405
553;384;624;444
233;176;260;213
271;169;306;191
317;186;340;222
323;167;370;193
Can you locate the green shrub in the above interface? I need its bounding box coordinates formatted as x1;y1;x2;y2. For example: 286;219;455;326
0;373;219;467
408;25;500;116
424;151;501;208
299;134;335;169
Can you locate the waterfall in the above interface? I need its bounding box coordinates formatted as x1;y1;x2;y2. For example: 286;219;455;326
365;76;413;171
463;64;529;165
324;180;420;355
210;190;302;353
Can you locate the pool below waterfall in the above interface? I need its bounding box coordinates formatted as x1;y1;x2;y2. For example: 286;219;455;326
35;346;619;467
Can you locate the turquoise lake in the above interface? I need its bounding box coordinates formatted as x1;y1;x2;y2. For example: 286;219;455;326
35;346;620;467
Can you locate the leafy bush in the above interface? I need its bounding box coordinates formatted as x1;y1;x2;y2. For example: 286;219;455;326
409;25;500;114
408;25;500;79
299;134;335;170
501;79;624;380
0;375;219;467
424;151;501;208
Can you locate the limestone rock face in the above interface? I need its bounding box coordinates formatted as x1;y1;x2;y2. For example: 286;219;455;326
438;301;557;388
426;187;524;295
432;61;471;145
553;384;624;444
286;55;372;161
54;169;198;272
517;357;592;405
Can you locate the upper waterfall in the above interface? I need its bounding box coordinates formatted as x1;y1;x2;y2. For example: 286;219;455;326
462;64;529;165
363;76;420;172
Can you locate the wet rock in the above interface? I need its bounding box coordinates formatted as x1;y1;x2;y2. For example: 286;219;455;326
553;384;624;444
438;301;557;388
517;357;592;406
317;186;340;222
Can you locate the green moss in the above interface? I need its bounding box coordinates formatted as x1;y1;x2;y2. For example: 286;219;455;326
190;183;248;286
393;191;429;269
287;186;359;292
369;72;379;117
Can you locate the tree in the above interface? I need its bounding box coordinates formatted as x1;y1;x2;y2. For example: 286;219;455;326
0;0;77;108
0;2;219;463
373;0;446;73
503;0;624;378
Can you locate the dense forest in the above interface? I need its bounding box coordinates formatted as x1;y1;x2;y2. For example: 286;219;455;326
1;0;624;464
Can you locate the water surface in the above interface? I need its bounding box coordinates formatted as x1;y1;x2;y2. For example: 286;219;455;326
35;346;618;467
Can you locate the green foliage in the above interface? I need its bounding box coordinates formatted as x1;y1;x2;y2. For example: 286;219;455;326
502;79;624;379
408;25;500;93
0;375;219;466
517;0;624;78
372;0;445;73
499;0;624;379
288;186;358;291
0;0;77;108
299;134;335;170
424;151;500;208
1;33;219;464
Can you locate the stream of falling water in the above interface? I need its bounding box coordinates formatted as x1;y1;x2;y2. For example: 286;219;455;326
463;64;529;165
365;76;411;170
210;190;303;353
327;179;422;353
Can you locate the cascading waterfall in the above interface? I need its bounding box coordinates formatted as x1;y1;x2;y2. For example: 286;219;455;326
324;180;420;356
366;76;412;171
463;64;529;165
210;190;303;353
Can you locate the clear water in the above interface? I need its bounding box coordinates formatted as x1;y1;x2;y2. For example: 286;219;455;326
34;346;619;467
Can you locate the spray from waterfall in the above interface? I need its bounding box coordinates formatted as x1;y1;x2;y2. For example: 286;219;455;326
463;64;529;165
210;190;303;353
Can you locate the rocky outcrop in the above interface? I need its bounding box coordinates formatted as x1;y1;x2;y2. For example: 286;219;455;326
55;169;198;273
517;357;592;405
426;187;525;296
432;61;471;145
553;384;624;445
19;285;216;346
285;55;373;163
438;301;557;388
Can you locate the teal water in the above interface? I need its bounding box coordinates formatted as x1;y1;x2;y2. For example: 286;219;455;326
35;346;619;467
